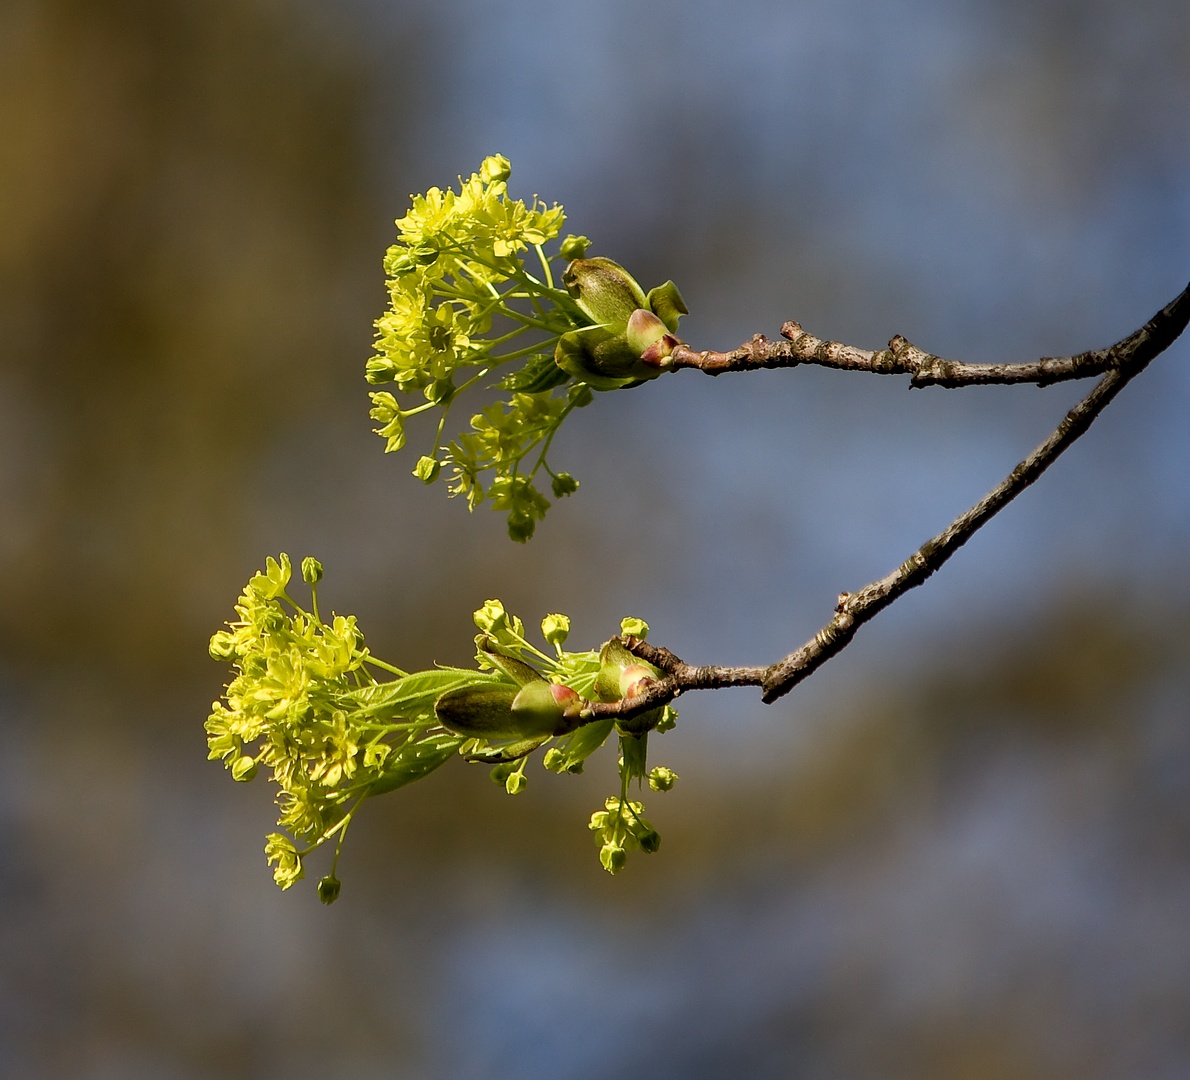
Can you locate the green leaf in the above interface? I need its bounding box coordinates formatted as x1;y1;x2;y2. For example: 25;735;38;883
346;668;505;720
545;719;614;773
368;732;463;795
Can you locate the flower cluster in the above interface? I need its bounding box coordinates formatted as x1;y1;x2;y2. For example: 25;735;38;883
208;558;679;897
368;154;593;541
206;554;471;896
367;155;687;542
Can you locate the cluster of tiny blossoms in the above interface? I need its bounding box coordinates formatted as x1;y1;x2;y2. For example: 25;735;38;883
367;154;595;541
206;554;464;900
208;557;679;899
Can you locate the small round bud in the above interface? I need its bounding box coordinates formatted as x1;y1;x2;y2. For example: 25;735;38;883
541;613;571;648
637;829;661;854
620;616;649;639
505;770;528;796
300;556;324;585
559;234;590;260
209;631;237;661
230;755;258;782
648;766;677;792
317;874;342;905
507;510;535;543
550;472;578;498
474;599;508;633
480;154;512;183
413;455;441;483
542;747;566;772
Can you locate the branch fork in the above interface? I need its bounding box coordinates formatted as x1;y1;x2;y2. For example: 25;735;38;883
592;281;1190;726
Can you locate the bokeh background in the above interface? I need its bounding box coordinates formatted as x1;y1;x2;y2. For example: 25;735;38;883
2;0;1189;1076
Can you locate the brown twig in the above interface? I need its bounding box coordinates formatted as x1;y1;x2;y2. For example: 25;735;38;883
586;281;1190;724
667;284;1189;388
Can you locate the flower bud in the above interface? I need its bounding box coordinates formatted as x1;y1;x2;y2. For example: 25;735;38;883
473;599;508;633
480;154;512;183
636;829;661;854
559;234;590;260
620;616;649;639
317;874;342;905
600;842;627;874
230;754;258;782
550;472;578;498
504;770;528;795
540;613;571;648
563;257;647;327
301;556;323;585
413;455;441;483
647;765;678;792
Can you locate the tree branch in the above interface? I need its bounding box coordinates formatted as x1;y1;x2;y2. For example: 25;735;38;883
588;281;1190;723
668;282;1190;388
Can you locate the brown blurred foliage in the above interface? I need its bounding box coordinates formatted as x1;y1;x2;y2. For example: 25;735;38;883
0;0;378;683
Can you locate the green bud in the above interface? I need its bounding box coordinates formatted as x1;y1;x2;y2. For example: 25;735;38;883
474;599;508;633
559;234;590;260
647;765;678;792
209;631;237;661
563;257;647;327
435;679;575;742
637;829;661;854
554;326;659;391
511;680;581;735
504;769;528;795
413;455;441;483
434;684;519;738
489;760;516;784
619;663;655;700
541;613;571;648
507;510;536;543
317;874;342;905
300;556;323;585
542;746;567;772
600;842;627;874
480;154;512;183
620;616;649;639
595;638;640;701
550;472;578;498
383;247;419;276
230;755;258;782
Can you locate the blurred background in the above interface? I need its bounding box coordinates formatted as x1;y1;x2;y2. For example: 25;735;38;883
2;0;1189;1076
